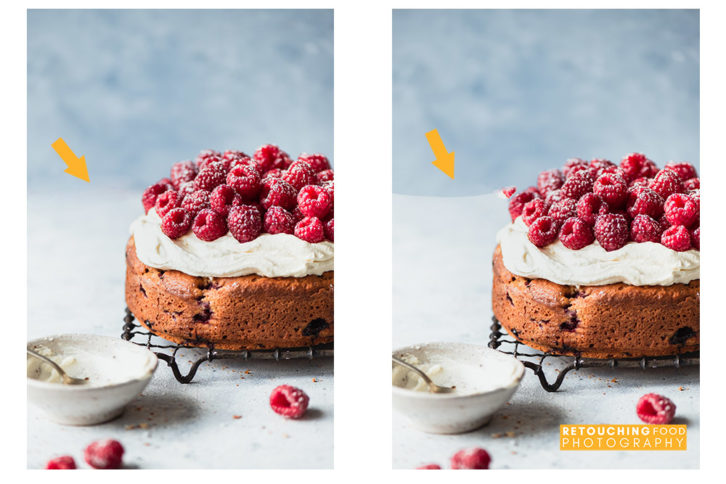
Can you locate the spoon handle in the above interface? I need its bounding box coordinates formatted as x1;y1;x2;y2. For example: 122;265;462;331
392;355;436;387
27;348;67;379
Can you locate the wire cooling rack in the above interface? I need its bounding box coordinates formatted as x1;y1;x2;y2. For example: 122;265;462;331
121;308;333;384
488;317;699;392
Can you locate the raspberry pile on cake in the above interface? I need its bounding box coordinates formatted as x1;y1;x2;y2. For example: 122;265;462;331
126;145;334;350
493;154;699;359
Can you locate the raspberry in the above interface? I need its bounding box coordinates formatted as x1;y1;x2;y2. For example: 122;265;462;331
161;208;193;239
263;206;295;234
142;180;172;213
170;160;197;188
195;149;222;170
593;172;628;208
269;384;309;419
543;189;565;211
222;150;249;162
177;180;196;199
154;190;182;218
226;164;261;202
282;161;317;191
664;162;698;181
500;186;516;199
563;157;588;177
295;216;325;243
576;193;609;225
450;448;491;470
261;178;297;211
589;158;616;173
210;184;243;216
527;216;559;247
659;213;671;232
594;213;629;251
649;169;683;198
630;214;662;243
560;171;594;200
688;189;700;211
691;227;700;250
661;225;691;251
194;162;227;191
297;153;331;173
620;153;658;181
228;205;262;243
263;168;284;179
683;178;700;190
297;185;332;219
636;393;676;424
536;169;564;196
84;439;124;469
664;193;698;228
322;181;334;208
316;169;334;184
45;456;77;469
547;198;577;225
629;177;651;189
292;207;305;223
417;464;442;470
192;209;227;241
325;218;334;241
559;217;594;250
181;189;211;216
254;144;291;172
627;187;664;219
521;198;546;226
508;191;537;221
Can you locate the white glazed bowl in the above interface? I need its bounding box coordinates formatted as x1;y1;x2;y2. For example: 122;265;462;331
392;342;524;434
27;334;158;426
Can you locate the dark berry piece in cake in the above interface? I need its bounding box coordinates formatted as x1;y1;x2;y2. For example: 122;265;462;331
536;169;564;196
636;393;676;424
194;162;227;192
683;177;700;190
508;191;537;221
664;193;698;228
620;153;658;182
416;464;442;470
630;214;662;243
661;225;692;252
295;216;326;243
527;216;559;247
261;178;297;211
210;184;243;216
297;153;331;173
450;448;491;470
576;193;609;225
181;189;211;216
263;206;295;235
269;385;309;419
45;456;76;470
228;205;263;243
627;187;664;219
324;218;334;242
195;149;222;170
170;160;197;189
226;163;262;201
593;172;628;208
192;208;228;242
282;160;317;191
559;217;594;250
142;180;173;214
522;198;546;226
691;226;700;250
254;144;291;173
560;170;594;200
84;439;125;469
316;169;334;184
649;169;683;199
547;198;577;225
664;161;698;181
594;213;629;251
154;190;182;218
161;208;193;239
297;185;333;219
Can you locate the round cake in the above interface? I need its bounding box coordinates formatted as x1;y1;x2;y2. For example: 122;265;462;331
125;146;334;350
492;154;699;359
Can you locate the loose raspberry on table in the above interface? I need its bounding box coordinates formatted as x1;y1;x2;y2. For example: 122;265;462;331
295;216;326;243
576;193;609;225
508;191;538;221
547;197;577;225
593;172;628;208
560;170;594;200
683;178;700;190
142;180;173;213
210;184;243;216
261;178;297;211
269;384;309;419
559;217;595;250
161;208;193;239
154;190;182;218
527;216;559;247
416;464;442;470
170;160;197;188
521;198;546;226
691;226;700;250
636;393;676;424
228;205;262;243
661;225;692;251
263;206;295;235
254;144;291;172
594;213;629;251
181;189;211;216
297;153;331;173
500;186;517;199
536;169;564;196
192;208;228;241
325;218;334;241
194;162;227;191
297;185;332;219
664;161;698;181
316;169;334;184
195;149;222;170
620;153;658;181
450;447;491;470
649;169;683;199
664;193;698;228
282;161;317;191
84;439;125;469
45;456;77;469
563;157;588;177
630;214;662;243
627;187;664;219
226;164;261;201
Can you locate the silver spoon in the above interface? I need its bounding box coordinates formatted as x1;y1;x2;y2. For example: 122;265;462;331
27;348;87;385
392;355;454;393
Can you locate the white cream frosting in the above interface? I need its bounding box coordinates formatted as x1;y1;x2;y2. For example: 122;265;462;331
496;217;699;286
130;209;333;278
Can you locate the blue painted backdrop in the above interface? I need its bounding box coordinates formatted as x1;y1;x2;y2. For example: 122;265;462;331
28;9;334;191
393;9;699;196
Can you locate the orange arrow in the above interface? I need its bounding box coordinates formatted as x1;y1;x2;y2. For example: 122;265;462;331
52;138;90;182
426;129;455;179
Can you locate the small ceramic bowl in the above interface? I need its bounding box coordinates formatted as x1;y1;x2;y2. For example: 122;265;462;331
392;342;524;434
27;334;158;426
